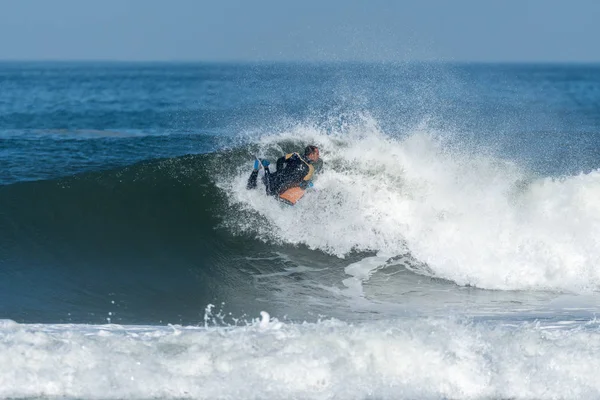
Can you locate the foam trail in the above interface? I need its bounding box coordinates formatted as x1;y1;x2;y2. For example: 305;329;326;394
342;254;392;296
223;118;600;293
2;317;600;399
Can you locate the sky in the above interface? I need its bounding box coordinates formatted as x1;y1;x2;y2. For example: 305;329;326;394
1;0;599;62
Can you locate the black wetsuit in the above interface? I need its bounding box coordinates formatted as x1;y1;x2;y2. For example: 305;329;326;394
247;152;316;196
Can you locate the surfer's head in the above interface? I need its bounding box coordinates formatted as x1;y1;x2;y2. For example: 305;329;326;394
304;145;320;163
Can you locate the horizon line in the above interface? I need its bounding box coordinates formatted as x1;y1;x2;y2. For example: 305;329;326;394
1;58;600;65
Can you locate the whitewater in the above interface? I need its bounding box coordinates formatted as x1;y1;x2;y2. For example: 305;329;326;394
3;316;600;399
226;122;600;292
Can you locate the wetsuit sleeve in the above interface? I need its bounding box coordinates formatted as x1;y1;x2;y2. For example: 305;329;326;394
246;170;259;190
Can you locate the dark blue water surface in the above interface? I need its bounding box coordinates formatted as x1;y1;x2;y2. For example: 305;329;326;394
2;62;600;185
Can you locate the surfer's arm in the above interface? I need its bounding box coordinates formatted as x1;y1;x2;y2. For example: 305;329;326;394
246;170;259;190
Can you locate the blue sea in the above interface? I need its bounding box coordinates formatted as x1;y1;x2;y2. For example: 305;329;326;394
2;61;600;399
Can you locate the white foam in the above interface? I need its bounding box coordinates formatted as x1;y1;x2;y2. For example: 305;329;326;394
222;118;600;292
342;254;392;296
2;317;600;399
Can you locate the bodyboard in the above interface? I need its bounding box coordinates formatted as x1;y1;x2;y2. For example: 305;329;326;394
278;187;305;205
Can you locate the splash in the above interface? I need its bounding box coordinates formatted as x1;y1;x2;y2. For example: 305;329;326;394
2;316;600;399
222;117;600;292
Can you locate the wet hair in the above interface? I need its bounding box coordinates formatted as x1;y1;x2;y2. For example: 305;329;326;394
304;145;319;157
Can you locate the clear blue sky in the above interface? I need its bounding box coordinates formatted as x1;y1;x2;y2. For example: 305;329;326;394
1;0;599;62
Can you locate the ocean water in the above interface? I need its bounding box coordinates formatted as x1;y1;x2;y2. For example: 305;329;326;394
1;61;600;399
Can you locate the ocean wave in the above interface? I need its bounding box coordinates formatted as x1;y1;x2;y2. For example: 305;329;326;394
3;120;600;309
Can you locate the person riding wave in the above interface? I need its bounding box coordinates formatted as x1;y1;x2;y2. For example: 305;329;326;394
246;145;321;197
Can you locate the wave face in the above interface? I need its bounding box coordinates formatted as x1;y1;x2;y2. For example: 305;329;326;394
0;153;274;324
0;148;378;325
